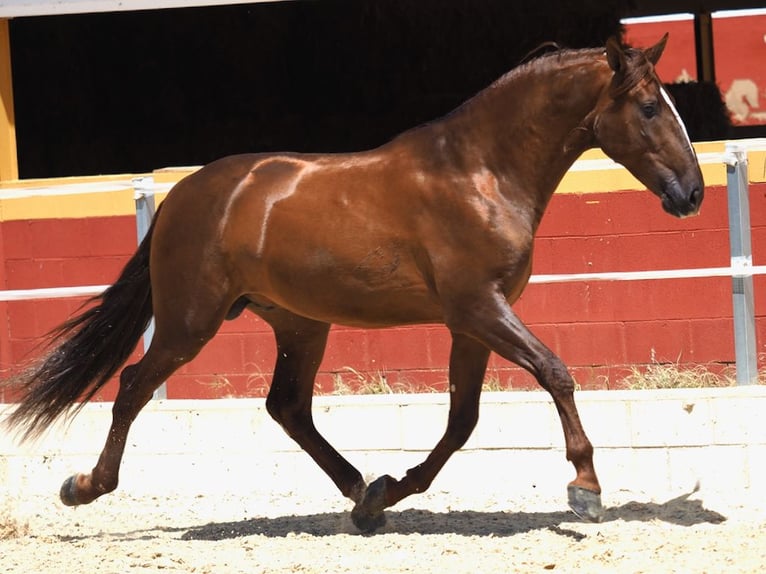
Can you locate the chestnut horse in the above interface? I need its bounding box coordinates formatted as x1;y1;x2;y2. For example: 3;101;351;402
5;36;702;531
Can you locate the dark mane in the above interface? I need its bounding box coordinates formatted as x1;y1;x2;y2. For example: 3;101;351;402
424;45;607;133
489;46;605;90
493;43;656;99
518;41;563;65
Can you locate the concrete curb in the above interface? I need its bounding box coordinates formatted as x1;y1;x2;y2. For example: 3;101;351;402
2;387;765;500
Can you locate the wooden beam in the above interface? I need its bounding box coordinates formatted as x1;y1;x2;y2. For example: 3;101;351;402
0;0;283;18
694;11;717;84
0;19;17;182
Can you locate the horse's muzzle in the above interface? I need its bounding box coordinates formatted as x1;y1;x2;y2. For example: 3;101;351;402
661;180;703;218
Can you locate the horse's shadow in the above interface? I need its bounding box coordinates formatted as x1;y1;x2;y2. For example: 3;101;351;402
179;488;727;541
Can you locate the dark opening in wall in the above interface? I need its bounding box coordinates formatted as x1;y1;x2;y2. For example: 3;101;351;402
10;0;628;179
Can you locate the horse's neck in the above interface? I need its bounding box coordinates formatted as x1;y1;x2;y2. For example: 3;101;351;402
456;55;609;222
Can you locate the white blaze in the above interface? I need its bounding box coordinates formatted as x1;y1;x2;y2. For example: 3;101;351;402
660;86;694;153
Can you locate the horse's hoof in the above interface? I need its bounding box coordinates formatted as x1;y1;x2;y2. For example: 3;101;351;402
60;474;80;507
567;485;604;523
350;505;387;533
350;475;390;533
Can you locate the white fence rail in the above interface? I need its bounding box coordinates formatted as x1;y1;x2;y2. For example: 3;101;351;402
0;142;764;385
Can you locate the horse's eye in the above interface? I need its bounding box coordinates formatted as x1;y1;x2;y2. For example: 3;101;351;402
641;101;658;119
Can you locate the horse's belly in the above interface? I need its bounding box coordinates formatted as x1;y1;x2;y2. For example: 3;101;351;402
259;264;442;328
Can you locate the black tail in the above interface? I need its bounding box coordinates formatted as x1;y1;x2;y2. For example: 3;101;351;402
3;213;159;441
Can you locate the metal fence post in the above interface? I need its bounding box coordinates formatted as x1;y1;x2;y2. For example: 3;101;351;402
132;176;166;399
723;143;758;385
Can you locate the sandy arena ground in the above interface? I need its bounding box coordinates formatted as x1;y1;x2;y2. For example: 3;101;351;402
2;482;765;573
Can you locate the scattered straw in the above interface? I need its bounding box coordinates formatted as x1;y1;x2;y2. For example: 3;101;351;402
0;502;29;540
620;361;737;390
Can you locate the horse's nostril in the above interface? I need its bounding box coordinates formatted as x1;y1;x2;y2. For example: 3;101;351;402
690;187;702;207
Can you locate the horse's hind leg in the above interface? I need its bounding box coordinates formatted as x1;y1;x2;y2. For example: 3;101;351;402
60;309;226;506
263;313;368;518
351;333;490;530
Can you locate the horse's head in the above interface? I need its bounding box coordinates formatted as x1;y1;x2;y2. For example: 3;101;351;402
593;35;704;217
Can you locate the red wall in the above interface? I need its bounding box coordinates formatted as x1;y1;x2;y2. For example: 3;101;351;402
1;182;764;402
624;14;766;126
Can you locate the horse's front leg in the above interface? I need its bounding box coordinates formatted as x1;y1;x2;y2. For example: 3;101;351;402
351;333;489;531
449;290;604;522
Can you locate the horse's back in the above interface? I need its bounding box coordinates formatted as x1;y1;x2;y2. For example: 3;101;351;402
155;152;323;249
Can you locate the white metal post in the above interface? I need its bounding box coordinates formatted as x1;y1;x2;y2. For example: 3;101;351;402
724;143;758;385
132;176;166;399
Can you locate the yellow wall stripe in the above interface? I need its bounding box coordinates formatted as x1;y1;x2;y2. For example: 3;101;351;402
0;142;761;221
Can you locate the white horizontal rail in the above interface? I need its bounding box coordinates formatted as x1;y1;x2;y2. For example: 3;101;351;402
0;0;279;19
2;264;764;303
0;155;744;197
0;138;764;200
0;285;109;302
0;180;175;200
567;152;727;172
529;264;766;284
569;138;766;172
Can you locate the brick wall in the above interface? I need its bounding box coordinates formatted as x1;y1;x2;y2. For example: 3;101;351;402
1;177;763;401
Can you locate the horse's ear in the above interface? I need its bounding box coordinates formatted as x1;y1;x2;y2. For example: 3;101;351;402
605;37;626;74
644;33;669;65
